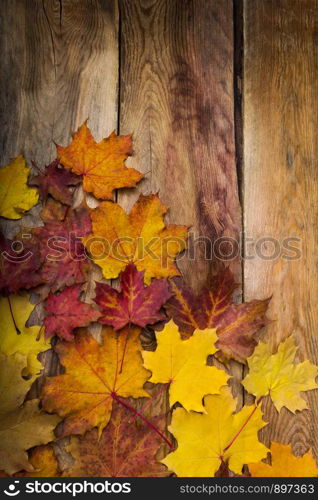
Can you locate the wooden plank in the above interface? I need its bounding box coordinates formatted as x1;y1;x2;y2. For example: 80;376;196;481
0;0;119;382
118;0;242;293
118;2;243;454
0;0;118;166
244;0;318;458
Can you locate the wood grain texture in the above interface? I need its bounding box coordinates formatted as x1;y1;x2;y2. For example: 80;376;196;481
118;0;242;292
0;0;118;167
0;0;119;390
118;0;244;455
243;0;318;458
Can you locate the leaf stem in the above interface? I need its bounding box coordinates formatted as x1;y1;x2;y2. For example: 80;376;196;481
119;322;131;374
111;392;174;450
7;296;21;334
223;396;264;453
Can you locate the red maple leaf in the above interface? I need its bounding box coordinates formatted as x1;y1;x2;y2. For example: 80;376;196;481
32;204;92;292
65;402;170;477
165;267;270;363
0;234;43;294
94;263;172;330
44;285;101;341
31;160;81;205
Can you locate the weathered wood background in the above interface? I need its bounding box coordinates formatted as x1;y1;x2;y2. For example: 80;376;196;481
1;0;317;464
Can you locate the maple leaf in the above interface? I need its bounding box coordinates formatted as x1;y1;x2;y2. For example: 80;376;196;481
162;387;268;477
249;442;318;477
32;205;92;291
17;446;59;477
0;155;38;219
42;326;150;436
83;194;188;283
142;320;229;412
0;352;59;475
64;403;169;477
165;268;270;363
95;263;172;330
44;285;101;341
31;159;81;205
0;294;50;375
0;445;59;477
57;121;143;200
242;335;318;413
0;353;35;413
0;234;43;294
0;400;60;475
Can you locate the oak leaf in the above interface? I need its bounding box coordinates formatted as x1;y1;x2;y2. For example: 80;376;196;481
0;399;60;475
64;403;169;477
162;387;268;477
242;335;318;412
95;263;172;330
142;320;229;412
83;194;188;283
0;294;50;375
57;122;143;199
31;159;81;205
249;442;318;477
165;268;270;363
42;326;150;436
0;156;38;219
44;285;101;341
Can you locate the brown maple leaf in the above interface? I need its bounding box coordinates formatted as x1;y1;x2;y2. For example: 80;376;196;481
165;267;270;363
57;121;143;200
31;159;81;206
44;285;101;341
95;263;172;330
64;403;170;477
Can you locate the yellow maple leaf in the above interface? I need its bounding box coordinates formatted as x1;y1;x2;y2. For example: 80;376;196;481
0;353;35;414
0;155;38;219
83;194;188;283
0;400;60;475
0;294;50;376
242;335;318;412
142;320;229;412
0;353;58;475
162;387;268;477
57;121;143;199
16;446;59;477
249;442;318;477
42;326;150;436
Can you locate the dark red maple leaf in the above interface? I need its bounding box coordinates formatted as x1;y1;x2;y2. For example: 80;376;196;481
32;204;92;292
44;285;101;341
165;267;270;363
0;234;43;294
94;263;172;330
31;159;81;205
65;402;170;477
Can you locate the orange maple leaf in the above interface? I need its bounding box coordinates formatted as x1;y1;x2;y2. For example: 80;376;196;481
57;122;143;199
83;194;188;283
42;327;150;436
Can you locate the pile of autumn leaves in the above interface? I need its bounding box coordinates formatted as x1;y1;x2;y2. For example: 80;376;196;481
0;123;318;478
